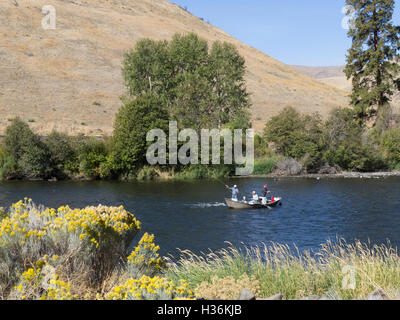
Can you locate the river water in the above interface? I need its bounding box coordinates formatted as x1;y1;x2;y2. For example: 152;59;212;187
0;177;399;258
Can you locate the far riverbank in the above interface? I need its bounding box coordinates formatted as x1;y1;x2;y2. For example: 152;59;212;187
242;171;400;179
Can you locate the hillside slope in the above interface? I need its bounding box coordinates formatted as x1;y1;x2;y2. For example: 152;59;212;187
0;0;349;135
292;65;400;114
291;65;352;91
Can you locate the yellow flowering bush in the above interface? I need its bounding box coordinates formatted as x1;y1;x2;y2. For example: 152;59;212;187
0;199;141;297
126;233;166;278
10;256;76;300
106;276;195;300
0;199;140;246
0;199;193;300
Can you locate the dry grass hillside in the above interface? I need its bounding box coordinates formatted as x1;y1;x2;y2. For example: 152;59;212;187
292;66;400;114
292;65;351;91
292;65;400;114
0;0;349;135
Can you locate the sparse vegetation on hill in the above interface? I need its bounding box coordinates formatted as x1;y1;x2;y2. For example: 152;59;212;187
0;33;251;181
0;0;348;135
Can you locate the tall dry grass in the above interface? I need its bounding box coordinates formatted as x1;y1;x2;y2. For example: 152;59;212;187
166;239;400;300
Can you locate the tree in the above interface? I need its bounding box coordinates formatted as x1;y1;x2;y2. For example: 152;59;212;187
122;33;251;131
2;118;51;178
112;94;169;173
208;41;251;129
45;131;77;177
344;0;400;125
322;107;386;171
122;39;170;98
263;107;324;171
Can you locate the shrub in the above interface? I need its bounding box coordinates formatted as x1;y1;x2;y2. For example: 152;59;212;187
45;131;77;177
112;94;169;174
253;157;278;175
195;274;261;300
9;256;76;300
77;138;109;179
106;276;194;300
0;199;141;297
173;165;232;180
2;118;51;179
136;166;160;181
105;233;194;300
125;233;166;279
380;128;400;169
322;108;387;171
0;153;17;180
263;107;324;172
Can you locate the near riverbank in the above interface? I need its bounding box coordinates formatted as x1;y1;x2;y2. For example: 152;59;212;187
167;239;400;300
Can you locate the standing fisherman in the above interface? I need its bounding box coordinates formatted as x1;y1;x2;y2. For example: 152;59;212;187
262;184;271;198
226;184;239;201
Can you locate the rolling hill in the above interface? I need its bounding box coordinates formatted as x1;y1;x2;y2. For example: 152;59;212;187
292;65;400;114
0;0;349;135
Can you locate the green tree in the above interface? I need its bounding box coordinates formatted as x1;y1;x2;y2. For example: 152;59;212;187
122;33;251;131
262;107;324;172
112;94;169;173
344;0;400;124
77;138;109;179
208;41;251;129
45;131;77;177
380;127;400;168
172;72;213;131
2;118;51;179
322;107;386;171
122;39;170;98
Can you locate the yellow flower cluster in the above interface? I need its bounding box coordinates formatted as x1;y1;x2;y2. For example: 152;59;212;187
127;233;166;270
42;276;75;300
14;258;76;300
47;204;141;247
106;276;194;300
0;199;141;248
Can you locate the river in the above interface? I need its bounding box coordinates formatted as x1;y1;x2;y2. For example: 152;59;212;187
0;177;399;258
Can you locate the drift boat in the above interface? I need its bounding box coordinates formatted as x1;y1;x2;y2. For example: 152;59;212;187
225;197;282;209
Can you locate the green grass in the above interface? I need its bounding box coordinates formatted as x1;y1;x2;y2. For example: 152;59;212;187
252;156;279;175
165;239;400;300
172;165;232;180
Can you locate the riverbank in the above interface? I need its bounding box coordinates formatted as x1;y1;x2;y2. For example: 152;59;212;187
166;240;400;300
3;170;400;182
242;171;400;179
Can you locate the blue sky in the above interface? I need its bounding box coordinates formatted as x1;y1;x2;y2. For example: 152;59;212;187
170;0;400;66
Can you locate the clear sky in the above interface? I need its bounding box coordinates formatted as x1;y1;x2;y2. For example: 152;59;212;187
170;0;400;67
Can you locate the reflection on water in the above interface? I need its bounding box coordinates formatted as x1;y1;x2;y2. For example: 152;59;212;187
0;177;399;257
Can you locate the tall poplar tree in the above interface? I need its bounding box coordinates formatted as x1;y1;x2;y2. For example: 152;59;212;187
344;0;400;125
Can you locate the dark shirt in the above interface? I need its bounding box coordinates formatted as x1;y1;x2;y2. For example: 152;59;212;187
262;188;269;197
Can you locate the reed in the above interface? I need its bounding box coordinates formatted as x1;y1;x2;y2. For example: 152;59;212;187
165;239;400;300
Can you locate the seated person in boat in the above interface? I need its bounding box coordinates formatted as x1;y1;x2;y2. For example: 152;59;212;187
226;185;239;201
249;191;260;204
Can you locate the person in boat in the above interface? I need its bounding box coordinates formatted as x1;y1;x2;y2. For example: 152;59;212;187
226;184;239;201
260;184;271;204
249;191;260;204
262;184;271;197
